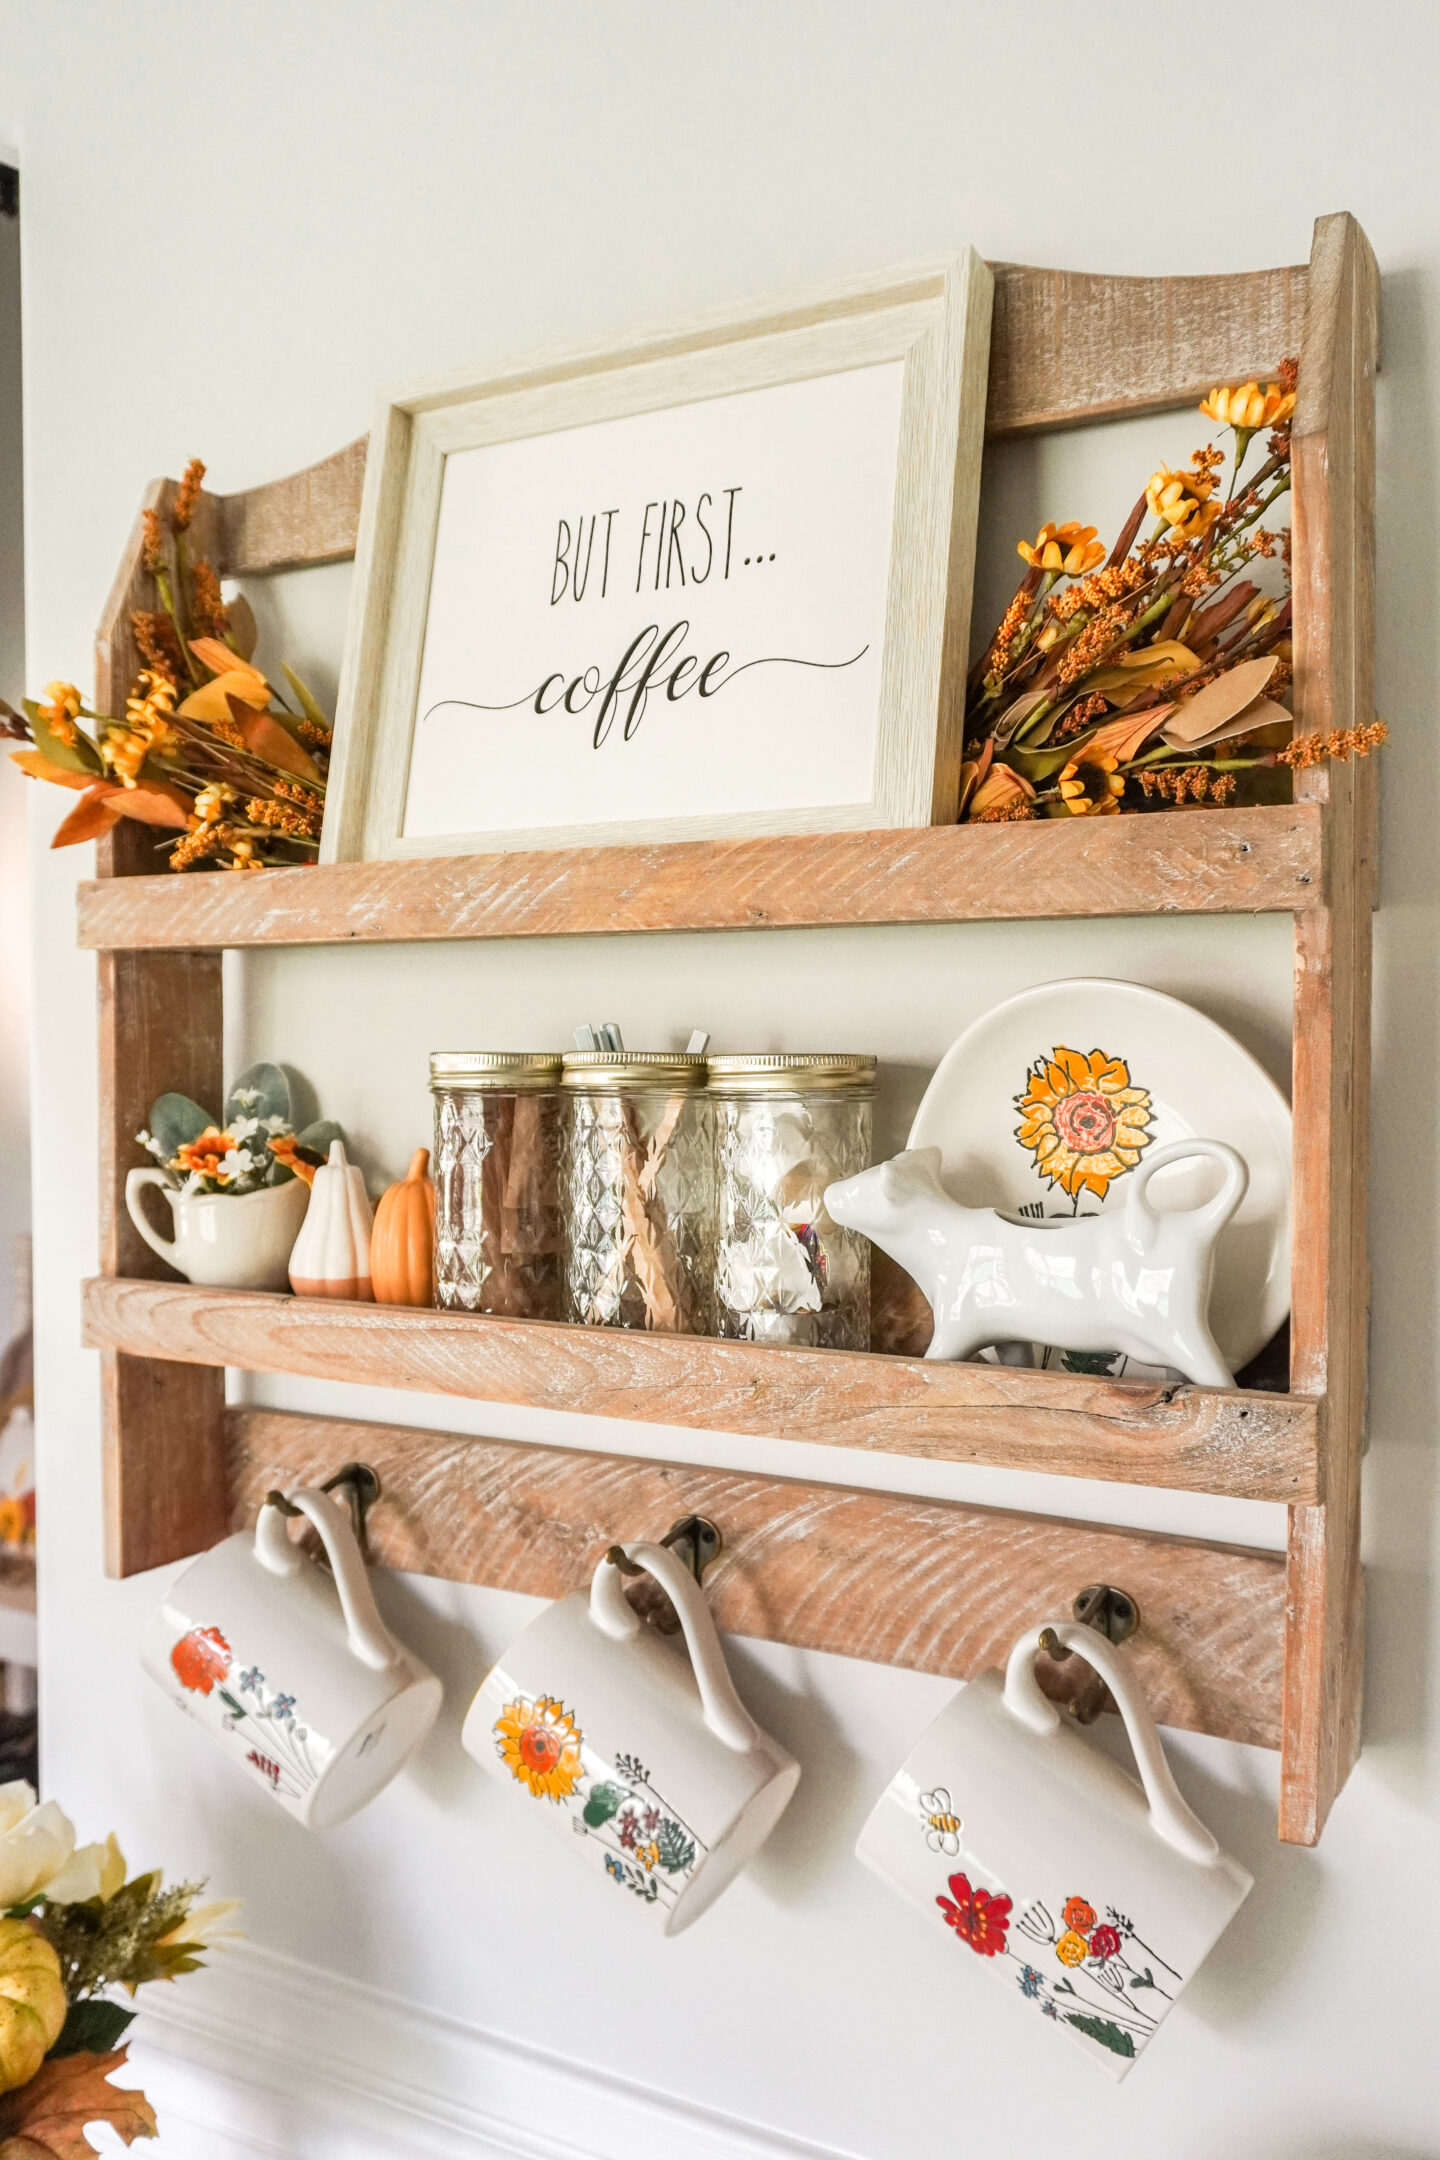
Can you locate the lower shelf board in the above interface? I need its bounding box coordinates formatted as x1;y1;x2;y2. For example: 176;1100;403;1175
229;1406;1286;1751
81;1276;1320;1504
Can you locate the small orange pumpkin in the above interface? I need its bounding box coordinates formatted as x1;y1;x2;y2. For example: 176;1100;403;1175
370;1146;436;1306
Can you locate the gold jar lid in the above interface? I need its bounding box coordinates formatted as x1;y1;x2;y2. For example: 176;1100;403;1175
561;1050;709;1092
705;1053;877;1097
429;1052;564;1092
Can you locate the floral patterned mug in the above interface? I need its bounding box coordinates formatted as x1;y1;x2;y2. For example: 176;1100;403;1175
141;1488;442;1831
462;1541;800;1935
856;1621;1253;2078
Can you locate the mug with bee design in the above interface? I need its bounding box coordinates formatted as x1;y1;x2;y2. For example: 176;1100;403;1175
856;1621;1252;2079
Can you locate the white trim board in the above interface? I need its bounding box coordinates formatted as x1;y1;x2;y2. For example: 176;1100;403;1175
133;1940;860;2160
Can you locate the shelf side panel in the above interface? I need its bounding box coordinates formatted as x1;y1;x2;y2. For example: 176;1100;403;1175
228;1406;1287;1749
1281;210;1379;1845
82;1278;1319;1504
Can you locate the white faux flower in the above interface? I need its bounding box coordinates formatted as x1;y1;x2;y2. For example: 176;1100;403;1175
156;1898;244;1952
231;1087;261;1108
0;1781;77;1907
263;1116;291;1136
220;1148;257;1181
44;1830;126;1904
230;1116;260;1143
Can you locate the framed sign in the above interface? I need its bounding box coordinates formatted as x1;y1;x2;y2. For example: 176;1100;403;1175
323;253;993;863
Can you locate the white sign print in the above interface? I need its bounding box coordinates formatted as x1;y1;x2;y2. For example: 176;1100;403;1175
324;256;993;861
403;363;904;842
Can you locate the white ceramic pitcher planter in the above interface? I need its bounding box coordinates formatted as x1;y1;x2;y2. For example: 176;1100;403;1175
856;1621;1252;2078
141;1485;442;1830
125;1171;308;1291
463;1541;800;1934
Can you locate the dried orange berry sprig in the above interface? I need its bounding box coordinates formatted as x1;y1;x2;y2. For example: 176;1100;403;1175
5;457;334;870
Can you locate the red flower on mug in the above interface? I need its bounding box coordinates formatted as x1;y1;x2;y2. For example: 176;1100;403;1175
1063;1895;1098;1934
171;1625;232;1695
936;1873;1012;1957
1088;1924;1122;1963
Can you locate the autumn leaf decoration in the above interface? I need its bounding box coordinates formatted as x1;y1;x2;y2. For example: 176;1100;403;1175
0;2046;158;2158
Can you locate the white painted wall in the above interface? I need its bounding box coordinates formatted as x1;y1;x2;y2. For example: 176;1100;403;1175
0;197;28;1356
0;5;1436;2154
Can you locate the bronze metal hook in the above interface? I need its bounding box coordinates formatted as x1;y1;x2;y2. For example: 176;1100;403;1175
603;1517;723;1633
264;1462;383;1558
1039;1583;1141;1725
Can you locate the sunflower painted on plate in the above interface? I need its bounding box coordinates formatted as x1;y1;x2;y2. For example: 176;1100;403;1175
494;1695;584;1801
1015;1045;1152;1204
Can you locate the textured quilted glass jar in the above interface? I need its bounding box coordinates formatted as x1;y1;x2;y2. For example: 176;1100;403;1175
562;1052;713;1334
707;1054;875;1350
430;1053;564;1318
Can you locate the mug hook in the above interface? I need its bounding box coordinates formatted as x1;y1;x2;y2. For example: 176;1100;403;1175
604;1516;722;1634
1038;1583;1140;1725
265;1462;383;1557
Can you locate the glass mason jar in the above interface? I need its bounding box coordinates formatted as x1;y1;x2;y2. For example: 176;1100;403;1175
430;1053;565;1318
707;1054;875;1350
562;1051;713;1333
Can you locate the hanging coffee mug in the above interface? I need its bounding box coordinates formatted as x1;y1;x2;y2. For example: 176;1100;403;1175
462;1541;799;1934
141;1485;442;1831
856;1620;1252;2078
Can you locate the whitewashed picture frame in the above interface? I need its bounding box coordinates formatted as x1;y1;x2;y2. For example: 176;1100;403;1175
322;253;994;863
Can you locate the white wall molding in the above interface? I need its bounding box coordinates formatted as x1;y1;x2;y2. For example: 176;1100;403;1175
133;1941;857;2160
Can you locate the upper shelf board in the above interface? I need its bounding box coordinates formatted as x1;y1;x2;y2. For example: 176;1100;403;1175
78;803;1325;951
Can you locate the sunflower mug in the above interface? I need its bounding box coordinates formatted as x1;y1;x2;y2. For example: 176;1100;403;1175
856;1621;1252;2080
462;1541;800;1935
141;1487;442;1831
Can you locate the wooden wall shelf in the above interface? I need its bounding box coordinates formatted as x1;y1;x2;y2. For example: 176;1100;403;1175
81;1276;1319;1505
80;217;1377;1852
77;803;1325;951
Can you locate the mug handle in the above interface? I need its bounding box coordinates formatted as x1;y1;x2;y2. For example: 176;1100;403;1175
590;1542;758;1754
254;1487;401;1674
125;1169;180;1267
1002;1621;1220;1866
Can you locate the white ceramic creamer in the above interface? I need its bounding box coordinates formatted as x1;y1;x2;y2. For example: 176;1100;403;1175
141;1488;442;1831
463;1541;799;1935
857;1621;1252;2078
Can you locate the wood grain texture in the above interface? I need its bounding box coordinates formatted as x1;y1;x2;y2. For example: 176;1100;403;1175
985;259;1310;436
226;1405;1287;1749
81;1277;1319;1502
216;438;368;577
76;803;1325;951
102;1353;227;1579
1280;213;1379;1845
98;951;223;1280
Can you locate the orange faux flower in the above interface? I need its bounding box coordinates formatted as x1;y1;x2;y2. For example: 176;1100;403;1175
968;762;1036;821
1057;744;1125;815
1017;522;1105;576
38;682;82;743
268;1135;321;1187
174;1127;237;1183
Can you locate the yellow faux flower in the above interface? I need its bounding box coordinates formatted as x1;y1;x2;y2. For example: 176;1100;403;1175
1145;466;1220;540
192;782;237;826
1057;745;1125;816
39;681;82;733
1017;521;1105;576
1200;379;1296;432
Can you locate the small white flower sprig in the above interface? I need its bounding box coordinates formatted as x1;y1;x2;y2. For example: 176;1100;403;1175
137;1060;343;1197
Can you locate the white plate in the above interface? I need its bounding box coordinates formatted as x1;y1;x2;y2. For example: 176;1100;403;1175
907;979;1292;1377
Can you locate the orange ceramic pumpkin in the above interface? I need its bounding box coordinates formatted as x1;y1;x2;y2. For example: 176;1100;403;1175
370;1147;436;1306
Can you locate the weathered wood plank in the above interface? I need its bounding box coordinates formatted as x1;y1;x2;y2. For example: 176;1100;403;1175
80;1277;1320;1503
1281;213;1378;1845
226;1406;1287;1749
103;1354;227;1579
76;803;1325;950
216;438;369;578
986;260;1311;436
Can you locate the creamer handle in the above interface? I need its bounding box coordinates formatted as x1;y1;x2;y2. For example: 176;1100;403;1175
590;1541;757;1754
1002;1622;1219;1864
125;1169;180;1267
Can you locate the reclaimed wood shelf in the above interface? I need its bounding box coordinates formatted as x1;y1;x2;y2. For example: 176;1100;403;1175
80;216;1377;1851
80;1276;1319;1505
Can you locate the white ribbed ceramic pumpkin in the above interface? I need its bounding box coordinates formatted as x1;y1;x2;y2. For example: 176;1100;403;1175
288;1140;374;1300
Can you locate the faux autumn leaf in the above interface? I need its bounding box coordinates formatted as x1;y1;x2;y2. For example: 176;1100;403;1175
49;789;123;848
175;667;270;722
110;782;192;830
9;753;92;792
0;2047;157;2157
228;702;322;783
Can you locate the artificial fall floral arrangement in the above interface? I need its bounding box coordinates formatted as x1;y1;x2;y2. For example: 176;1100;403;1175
960;362;1386;822
137;1061;342;1196
0;1778;238;2155
1;459;330;871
